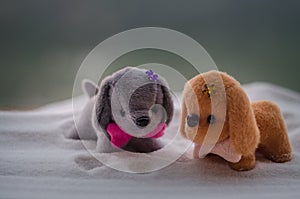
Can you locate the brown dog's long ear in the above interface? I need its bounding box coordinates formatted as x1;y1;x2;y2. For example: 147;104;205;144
179;97;187;138
95;77;113;131
225;76;260;155
161;85;174;125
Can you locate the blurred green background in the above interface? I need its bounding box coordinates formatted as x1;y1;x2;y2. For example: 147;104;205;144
0;0;299;109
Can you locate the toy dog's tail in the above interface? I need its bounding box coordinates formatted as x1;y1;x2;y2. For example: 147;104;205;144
82;79;99;98
64;79;99;140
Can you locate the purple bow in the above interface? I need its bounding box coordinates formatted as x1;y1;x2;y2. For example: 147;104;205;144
146;70;158;81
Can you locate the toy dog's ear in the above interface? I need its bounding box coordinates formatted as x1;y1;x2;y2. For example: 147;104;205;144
82;79;99;98
161;85;174;125
95;77;113;130
225;78;260;155
179;96;187;138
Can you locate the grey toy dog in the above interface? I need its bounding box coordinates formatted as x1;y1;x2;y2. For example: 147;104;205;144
66;67;174;153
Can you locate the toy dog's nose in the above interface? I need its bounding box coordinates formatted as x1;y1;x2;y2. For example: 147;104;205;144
136;116;150;127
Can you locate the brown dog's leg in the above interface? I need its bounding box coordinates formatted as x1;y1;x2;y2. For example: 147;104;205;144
229;153;256;171
252;101;292;163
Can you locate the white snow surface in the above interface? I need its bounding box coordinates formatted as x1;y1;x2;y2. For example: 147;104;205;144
1;82;300;199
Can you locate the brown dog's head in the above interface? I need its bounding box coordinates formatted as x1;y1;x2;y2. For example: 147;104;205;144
180;70;259;155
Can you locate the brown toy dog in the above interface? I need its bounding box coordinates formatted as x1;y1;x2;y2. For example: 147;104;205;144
180;70;292;171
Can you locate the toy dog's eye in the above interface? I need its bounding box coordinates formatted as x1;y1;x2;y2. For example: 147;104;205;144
207;114;216;124
151;106;158;114
187;114;199;127
120;109;125;117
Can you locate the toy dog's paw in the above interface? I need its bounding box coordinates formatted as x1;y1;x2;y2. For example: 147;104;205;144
229;154;256;171
124;138;163;153
269;153;292;163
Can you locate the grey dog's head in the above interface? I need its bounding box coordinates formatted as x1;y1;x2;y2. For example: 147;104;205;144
95;67;173;137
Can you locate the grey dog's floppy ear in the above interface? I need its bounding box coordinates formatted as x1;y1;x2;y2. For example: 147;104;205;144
161;85;174;125
95;77;113;130
95;67;133;130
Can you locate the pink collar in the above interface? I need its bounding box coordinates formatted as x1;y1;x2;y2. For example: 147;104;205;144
193;138;242;163
106;123;166;148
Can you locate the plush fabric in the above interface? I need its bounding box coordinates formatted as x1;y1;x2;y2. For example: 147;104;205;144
66;67;174;153
180;71;292;171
